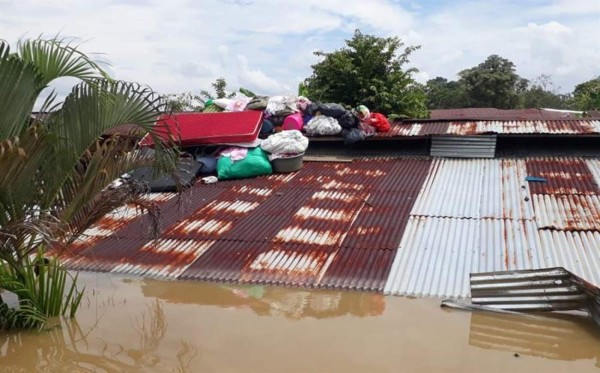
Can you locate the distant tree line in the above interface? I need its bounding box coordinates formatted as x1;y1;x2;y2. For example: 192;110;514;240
168;30;600;117
424;54;600;111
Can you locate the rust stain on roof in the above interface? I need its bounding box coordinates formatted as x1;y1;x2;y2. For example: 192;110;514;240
526;158;600;195
57;158;433;292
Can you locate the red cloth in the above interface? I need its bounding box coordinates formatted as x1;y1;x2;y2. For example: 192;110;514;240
368;113;390;133
139;111;263;147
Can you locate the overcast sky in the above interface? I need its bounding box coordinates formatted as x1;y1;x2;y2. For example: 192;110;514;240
1;0;599;98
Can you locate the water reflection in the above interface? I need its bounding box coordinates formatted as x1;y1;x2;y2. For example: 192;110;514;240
0;299;197;372
469;311;600;368
141;281;386;319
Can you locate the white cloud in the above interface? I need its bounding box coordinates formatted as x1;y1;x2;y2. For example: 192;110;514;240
1;0;598;102
235;54;283;93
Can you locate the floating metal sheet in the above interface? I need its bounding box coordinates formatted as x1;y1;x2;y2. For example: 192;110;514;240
470;268;587;311
430;135;496;158
410;159;533;220
533;194;600;230
526;158;600;195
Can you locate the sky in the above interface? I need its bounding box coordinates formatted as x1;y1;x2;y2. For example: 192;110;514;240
1;0;599;99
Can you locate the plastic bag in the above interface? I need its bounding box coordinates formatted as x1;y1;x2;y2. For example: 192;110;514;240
217;147;273;180
225;96;251;112
304;116;342;136
213;98;233;109
266;95;298;116
260;130;309;155
246;96;270;110
342;128;366;145
316;103;346;118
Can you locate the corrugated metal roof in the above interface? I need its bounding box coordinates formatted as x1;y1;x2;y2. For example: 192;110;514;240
58;156;600;298
385;157;600;298
525;158;600;195
533;194;600;230
384;217;546;298
430;135;496;158
410;159;533;220
59;158;432;291
428;108;600;121
376;119;600;138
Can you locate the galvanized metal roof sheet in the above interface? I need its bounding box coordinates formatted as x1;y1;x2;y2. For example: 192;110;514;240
383;216;600;298
533;194;600;230
410;159;534;220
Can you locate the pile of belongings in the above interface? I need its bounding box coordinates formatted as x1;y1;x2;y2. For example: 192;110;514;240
119;91;390;191
201;92;391;145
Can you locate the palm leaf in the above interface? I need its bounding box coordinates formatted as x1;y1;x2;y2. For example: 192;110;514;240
0;41;45;139
18;38;110;88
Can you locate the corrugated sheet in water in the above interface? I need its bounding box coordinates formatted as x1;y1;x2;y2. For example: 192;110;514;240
410;159;534;220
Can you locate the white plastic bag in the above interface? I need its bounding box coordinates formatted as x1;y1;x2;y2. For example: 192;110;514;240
225;96;251;112
213;98;233;109
260;130;309;155
304;116;342;136
266;94;298;115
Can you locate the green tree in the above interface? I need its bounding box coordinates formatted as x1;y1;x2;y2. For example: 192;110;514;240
569;76;600;111
0;38;178;329
304;29;429;118
519;74;569;109
458;54;528;109
424;77;470;109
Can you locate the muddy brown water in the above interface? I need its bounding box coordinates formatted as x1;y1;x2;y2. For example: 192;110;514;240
1;272;599;372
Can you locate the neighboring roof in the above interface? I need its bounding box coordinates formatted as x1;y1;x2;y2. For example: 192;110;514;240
54;156;600;298
427;108;600;121
372;119;600;138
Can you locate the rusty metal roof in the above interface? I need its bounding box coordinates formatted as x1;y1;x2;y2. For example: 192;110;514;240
428;108;600;121
376;119;600;138
56;158;432;291
56;156;600;298
385;157;600;298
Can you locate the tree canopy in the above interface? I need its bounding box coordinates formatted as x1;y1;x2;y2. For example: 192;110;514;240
570;76;600;111
458;54;528;109
303;30;429;118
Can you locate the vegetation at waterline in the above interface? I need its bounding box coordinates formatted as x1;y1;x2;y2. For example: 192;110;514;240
0;38;178;329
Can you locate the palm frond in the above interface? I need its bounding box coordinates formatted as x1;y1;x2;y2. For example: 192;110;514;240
17;38;110;89
0;41;45;138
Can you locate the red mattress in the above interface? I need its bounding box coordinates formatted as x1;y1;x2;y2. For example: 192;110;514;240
140;111;263;147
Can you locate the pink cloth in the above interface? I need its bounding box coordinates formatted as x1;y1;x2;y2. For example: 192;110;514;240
221;147;248;162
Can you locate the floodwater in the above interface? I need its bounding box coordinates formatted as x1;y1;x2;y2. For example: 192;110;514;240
1;272;599;372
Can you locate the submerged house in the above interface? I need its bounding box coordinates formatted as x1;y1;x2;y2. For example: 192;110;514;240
54;108;600;300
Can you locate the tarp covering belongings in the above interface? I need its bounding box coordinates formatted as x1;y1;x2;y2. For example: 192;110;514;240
442;267;600;328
